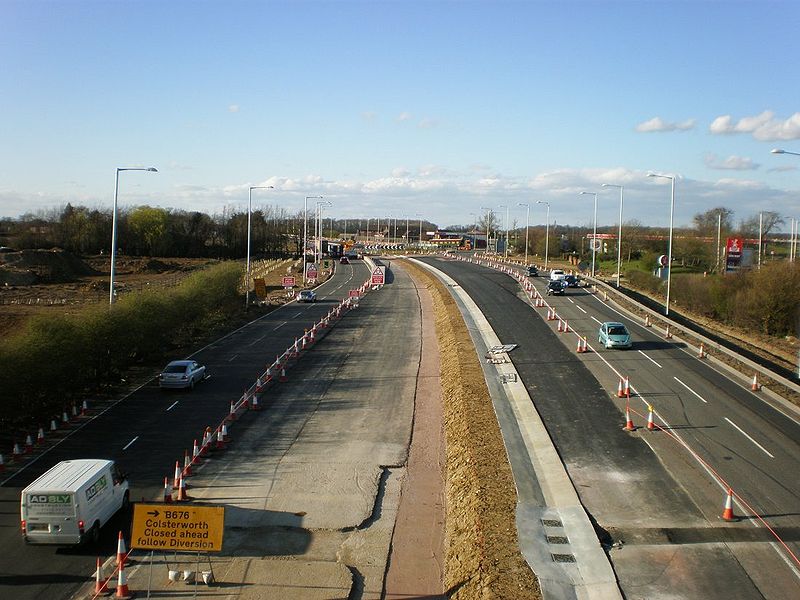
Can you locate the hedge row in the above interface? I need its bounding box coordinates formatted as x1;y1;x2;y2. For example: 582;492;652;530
0;261;243;430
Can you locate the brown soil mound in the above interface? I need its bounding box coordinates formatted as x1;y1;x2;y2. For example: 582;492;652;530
0;249;98;284
401;259;541;600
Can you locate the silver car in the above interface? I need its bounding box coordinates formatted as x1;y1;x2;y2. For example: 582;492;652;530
158;360;207;390
297;290;317;303
598;322;632;349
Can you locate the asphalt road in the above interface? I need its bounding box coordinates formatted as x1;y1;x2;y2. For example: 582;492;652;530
0;260;372;600
419;255;800;600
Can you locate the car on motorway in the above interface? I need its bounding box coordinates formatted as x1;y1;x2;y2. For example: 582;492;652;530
339;256;350;264
546;279;566;296
598;322;632;349
158;360;207;389
297;290;317;303
526;265;539;277
564;274;580;287
549;269;566;281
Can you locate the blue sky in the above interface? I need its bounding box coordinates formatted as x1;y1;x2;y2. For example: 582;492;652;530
2;0;799;231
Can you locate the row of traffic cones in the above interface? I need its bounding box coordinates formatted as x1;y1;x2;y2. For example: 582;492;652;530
6;401;92;466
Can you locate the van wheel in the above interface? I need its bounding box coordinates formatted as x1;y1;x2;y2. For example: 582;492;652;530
86;522;100;546
190;378;195;390
122;491;131;511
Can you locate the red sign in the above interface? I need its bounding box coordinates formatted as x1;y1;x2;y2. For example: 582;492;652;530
282;276;296;288
726;237;743;256
306;264;318;280
348;289;361;298
371;266;385;285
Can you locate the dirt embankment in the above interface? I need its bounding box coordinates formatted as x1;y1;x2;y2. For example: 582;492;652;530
402;260;541;600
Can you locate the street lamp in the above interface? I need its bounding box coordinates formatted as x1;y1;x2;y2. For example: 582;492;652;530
758;211;763;269
109;166;158;304
497;205;509;259
303;195;323;285
648;172;677;316
315;200;332;266
536;201;550;270
245;185;274;308
518;203;530;265
602;184;624;288
480;206;492;254
771;148;798;263
771;148;800;156
417;214;423;245
579;191;598;277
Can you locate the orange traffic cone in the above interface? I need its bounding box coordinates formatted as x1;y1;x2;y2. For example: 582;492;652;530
623;405;636;431
172;461;181;489
221;423;229;442
175;474;189;502
750;374;760;391
36;427;45;445
216;428;225;450
665;324;673;339
115;558;132;598
279;367;288;383
192;439;200;465
11;443;22;462
163;476;172;503
645;315;651;327
255;377;264;392
563;320;569;333
576;337;584;353
24;434;33;454
646;405;655;431
623;377;631;399
617;379;625;398
722;488;737;521
115;531;127;566
94;557;107;595
251;395;260;411
557;319;563;332
183;449;192;477
228;401;237;421
699;343;706;358
81;400;89;416
0;454;5;472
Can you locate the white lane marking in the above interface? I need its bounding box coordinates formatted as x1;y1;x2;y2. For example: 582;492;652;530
724;417;775;458
273;321;286;330
166;401;179;412
590;316;602;325
292;311;303;318
673;377;707;403
638;350;663;368
568;298;575;304
122;436;139;451
227;354;238;362
248;334;268;347
576;305;587;314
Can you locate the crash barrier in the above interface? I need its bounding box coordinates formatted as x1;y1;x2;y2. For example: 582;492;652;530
453;250;800;573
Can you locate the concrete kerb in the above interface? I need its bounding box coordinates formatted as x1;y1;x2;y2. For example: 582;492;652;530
409;258;622;600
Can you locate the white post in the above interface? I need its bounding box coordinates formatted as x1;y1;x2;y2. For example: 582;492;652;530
537;201;550;270
518;203;530;265
758;211;763;268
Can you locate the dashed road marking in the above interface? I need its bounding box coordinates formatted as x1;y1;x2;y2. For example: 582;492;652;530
673;377;707;403
638;350;663;368
725;417;774;458
166;401;179;412
123;436;139;451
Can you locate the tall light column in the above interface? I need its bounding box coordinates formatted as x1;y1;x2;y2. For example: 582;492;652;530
316;200;332;266
417;214;423;245
771;149;799;265
716;211;722;273
246;185;274;308
518;203;530;265
536;201;550;270
303;195;322;285
110;166;158;304
758;211;763;268
579;191;598;277
602;184;624;288
480;206;492;254
648;172;677;316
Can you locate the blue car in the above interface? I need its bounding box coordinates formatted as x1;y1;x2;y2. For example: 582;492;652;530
598;322;632;349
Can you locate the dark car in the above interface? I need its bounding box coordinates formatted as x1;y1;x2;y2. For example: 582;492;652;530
297;290;317;303
546;280;566;296
563;274;579;287
526;265;538;277
340;256;350;264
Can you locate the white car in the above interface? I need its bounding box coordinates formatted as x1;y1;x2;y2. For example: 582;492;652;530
550;269;566;281
159;360;207;390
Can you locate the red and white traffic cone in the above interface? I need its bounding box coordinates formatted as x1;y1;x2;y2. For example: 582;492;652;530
81;400;89;416
301;334;308;351
24;434;34;454
50;419;58;432
163;476;173;503
228;400;237;421
665;324;672;339
582;337;589;353
183;449;192;477
623;377;631;399
192;439;201;465
12;443;22;462
251;394;260;411
722;488;737;521
94;557;107;595
173;461;182;489
646;405;655;431
576;337;584;353
557;319;563;332
750;374;761;391
0;454;5;472
115;531;127;566
175;474;189;502
309;328;316;345
201;427;212;455
71;403;79;420
242;392;250;410
623;404;636;431
645;315;651;327
62;410;70;425
115;557;132;598
221;423;229;443
279;367;288;383
255;377;264;393
563;320;569;333
699;343;706;358
36;427;45;445
617;379;625;398
216;428;225;450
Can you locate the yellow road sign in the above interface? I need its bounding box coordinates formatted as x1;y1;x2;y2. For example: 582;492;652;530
131;504;224;552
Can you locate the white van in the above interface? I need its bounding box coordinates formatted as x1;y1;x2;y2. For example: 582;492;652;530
21;459;130;545
550;269;566;281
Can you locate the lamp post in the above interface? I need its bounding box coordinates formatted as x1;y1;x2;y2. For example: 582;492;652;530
716;211;722;273
315;200;332;267
518;203;530;265
480;206;492;254
417;214;423;245
579;191;598;277
497;205;509;259
602;184;624;288
758;211;763;269
771;149;798;263
405;216;409;247
109;166;158;304
245;185;274;308
536;201;550;270
303;195;322;285
648;172;677;316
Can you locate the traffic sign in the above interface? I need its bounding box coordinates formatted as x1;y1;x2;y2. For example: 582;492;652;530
282;276;296;288
306;263;318;280
348;289;361;298
131;503;225;552
371;266;385;285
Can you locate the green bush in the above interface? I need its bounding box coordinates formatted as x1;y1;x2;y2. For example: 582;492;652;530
0;261;242;429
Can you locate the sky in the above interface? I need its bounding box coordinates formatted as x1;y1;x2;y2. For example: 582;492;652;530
1;0;799;232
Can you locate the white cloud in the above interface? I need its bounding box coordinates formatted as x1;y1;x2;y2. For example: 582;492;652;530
636;117;696;133
418;118;438;129
709;110;800;141
228;104;240;113
704;153;759;171
396;112;412;122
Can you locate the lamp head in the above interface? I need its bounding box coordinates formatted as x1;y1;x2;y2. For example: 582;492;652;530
771;148;785;154
146;167;158;172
